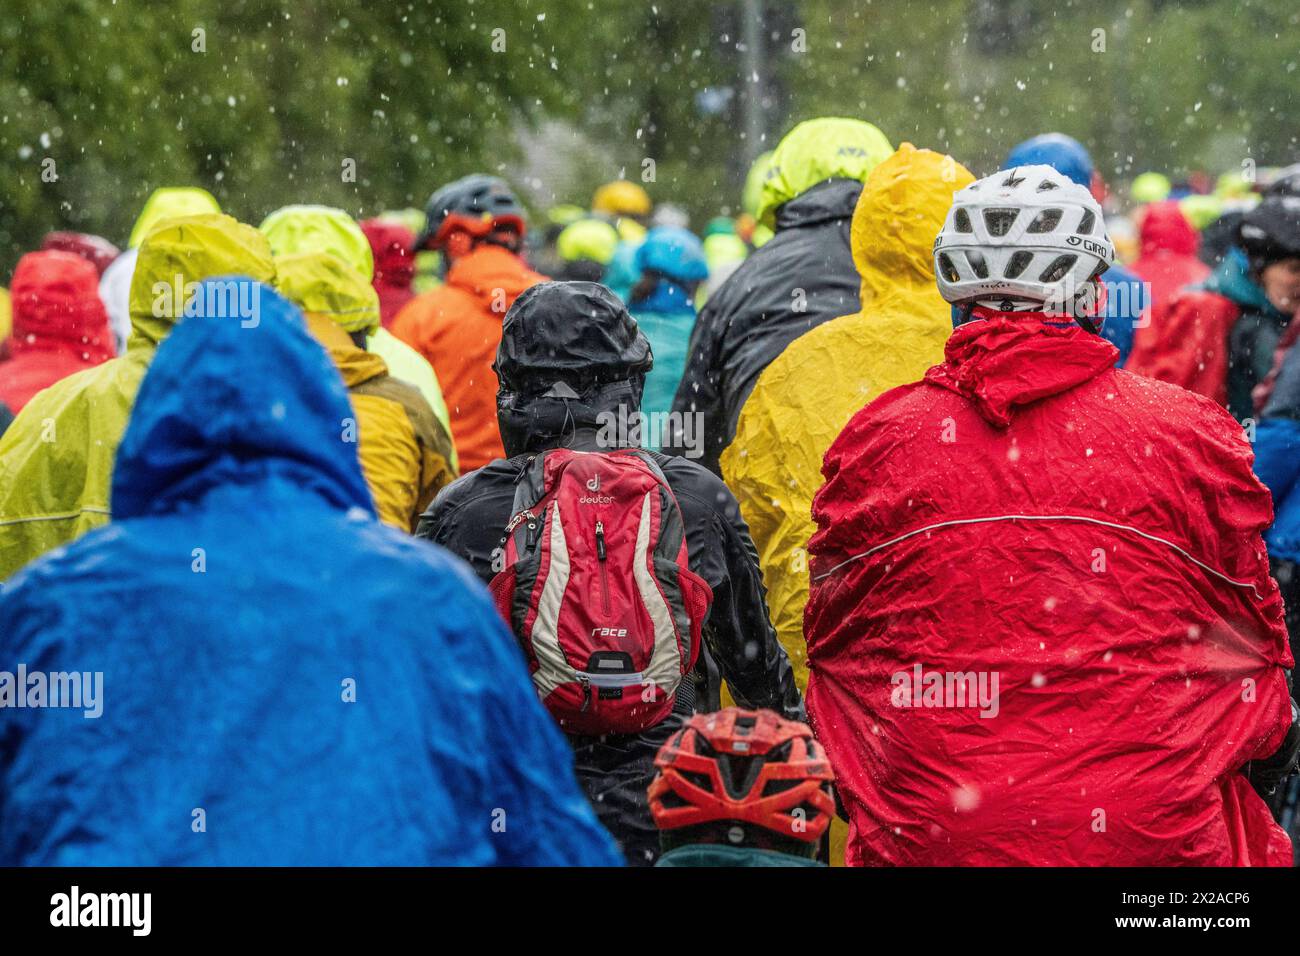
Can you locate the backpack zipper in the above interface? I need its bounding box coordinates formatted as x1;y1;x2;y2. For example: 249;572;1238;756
595;520;611;614
578;673;592;713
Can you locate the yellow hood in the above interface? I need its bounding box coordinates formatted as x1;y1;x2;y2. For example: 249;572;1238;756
260;205;375;281
128;187;222;248
274;251;381;335
127;213;276;347
758;117;894;228
851;142;975;306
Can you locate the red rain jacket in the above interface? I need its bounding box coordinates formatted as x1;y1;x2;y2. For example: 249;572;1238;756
0;250;114;415
1129;202;1209;337
806;314;1293;866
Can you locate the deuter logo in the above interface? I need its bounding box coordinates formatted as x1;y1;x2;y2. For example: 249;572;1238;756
579;473;613;504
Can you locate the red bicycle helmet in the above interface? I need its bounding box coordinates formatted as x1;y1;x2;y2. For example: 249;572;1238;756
648;708;835;849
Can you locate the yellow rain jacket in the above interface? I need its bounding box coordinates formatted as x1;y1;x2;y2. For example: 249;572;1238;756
721;144;971;867
722;144;974;688
0;214;276;579
275;253;456;532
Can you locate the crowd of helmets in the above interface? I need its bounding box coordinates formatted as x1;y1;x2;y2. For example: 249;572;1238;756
1;112;1300;868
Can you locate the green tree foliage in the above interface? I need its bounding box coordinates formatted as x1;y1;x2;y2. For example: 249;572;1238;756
0;0;605;269
788;0;1299;180
0;0;1296;274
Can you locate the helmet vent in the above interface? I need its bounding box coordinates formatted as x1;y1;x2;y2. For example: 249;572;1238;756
983;208;1019;237
680;769;713;792
937;253;960;283
1027;209;1063;234
954;208;973;233
968;251;989;279
1077;209;1096;234
1005;250;1034;279
1040;254;1078;283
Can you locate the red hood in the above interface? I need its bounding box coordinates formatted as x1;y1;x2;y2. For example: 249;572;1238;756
40;231;121;276
360;219;415;288
8;250;114;363
925;313;1118;428
446;244;545;311
1139;201;1199;258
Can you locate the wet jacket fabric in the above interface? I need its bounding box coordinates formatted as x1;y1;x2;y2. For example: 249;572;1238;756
1126;249;1292;420
0;214;276;581
307;315;454;530
366;327;453;449
420;428;801;864
417;280;801;865
253;204;453;447
0;251;115;415
40;232;121;276
0;279;620;866
721;145;972;692
1096;263;1146;367
806;315;1294;866
392;244;545;470
667;179;863;473
1128;202;1212;379
99;187;223;353
275;252;456;531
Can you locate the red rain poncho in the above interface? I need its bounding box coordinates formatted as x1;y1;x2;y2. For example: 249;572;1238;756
806;313;1293;866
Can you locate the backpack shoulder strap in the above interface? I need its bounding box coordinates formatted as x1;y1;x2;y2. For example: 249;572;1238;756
505;453;551;535
614;448;672;488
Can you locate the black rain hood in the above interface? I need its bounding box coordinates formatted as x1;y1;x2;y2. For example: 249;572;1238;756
495;281;654;456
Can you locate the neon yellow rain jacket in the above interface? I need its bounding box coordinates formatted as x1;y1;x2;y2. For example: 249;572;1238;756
721;144;974;689
0;214;275;579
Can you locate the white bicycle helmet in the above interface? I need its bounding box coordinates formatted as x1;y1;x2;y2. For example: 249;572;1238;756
934;165;1115;324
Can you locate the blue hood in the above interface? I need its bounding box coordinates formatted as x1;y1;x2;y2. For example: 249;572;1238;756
632;278;695;316
112;277;375;520
1005;133;1092;187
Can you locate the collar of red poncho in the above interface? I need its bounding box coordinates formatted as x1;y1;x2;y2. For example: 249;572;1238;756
925;312;1119;428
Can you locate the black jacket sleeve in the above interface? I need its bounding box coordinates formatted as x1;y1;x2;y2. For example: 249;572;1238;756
672;466;803;722
666;296;728;473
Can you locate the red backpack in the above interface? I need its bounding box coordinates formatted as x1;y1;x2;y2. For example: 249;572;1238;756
490;448;712;735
